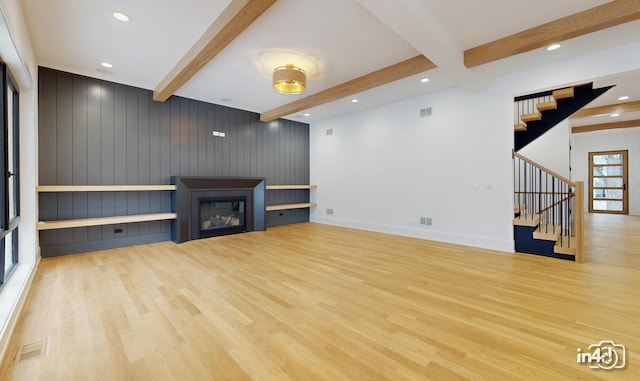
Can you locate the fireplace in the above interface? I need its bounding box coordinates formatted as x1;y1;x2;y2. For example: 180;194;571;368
199;197;246;238
172;177;266;243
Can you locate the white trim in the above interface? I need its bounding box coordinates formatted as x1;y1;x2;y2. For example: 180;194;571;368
311;217;515;253
0;251;39;363
0;4;33;89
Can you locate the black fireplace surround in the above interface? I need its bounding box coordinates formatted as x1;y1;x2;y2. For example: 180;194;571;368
172;176;266;243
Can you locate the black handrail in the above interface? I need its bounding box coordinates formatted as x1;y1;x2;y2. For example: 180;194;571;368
513;151;576;250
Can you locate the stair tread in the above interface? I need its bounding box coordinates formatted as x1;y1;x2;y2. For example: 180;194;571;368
514;124;527;132
513;214;539;227
537;100;557;112
553;87;574;100
521;112;541;122
513;204;527;213
533;224;563;241
554;235;577;255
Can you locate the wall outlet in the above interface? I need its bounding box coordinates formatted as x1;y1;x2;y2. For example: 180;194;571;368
420;217;432;226
326;208;334;215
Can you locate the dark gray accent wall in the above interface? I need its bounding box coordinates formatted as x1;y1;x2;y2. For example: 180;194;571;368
38;67;310;257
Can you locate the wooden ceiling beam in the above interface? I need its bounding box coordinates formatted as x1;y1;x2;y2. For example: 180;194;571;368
570;100;640;119
572;119;640;134
464;0;640;68
260;55;436;122
153;0;277;102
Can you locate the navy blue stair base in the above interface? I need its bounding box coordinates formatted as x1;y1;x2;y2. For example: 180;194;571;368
514;225;575;261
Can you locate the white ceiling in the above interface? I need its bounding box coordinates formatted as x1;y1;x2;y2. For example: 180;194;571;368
20;0;640;125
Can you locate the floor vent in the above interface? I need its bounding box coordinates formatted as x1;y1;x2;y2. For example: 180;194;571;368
14;338;50;364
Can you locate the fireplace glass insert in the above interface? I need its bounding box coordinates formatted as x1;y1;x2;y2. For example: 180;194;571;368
199;198;246;238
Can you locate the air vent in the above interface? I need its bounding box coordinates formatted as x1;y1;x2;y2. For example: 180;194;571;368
326;128;333;136
14;338;50;364
420;107;432;117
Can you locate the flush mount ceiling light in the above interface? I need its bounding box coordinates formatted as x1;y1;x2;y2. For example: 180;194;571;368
273;64;306;94
618;96;630;101
101;62;113;68
547;44;561;51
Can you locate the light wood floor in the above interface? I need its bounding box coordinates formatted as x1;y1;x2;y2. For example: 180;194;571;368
1;213;639;380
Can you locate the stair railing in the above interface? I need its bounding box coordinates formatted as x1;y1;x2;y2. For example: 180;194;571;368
513;151;584;262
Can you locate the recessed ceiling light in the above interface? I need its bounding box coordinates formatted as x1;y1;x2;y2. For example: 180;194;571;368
547;44;561;51
611;113;620;117
304;113;310;117
101;62;113;68
113;12;130;22
351;99;358;103
618;96;630;101
420;78;430;83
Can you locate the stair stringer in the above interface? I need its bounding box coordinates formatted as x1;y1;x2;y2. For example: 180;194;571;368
514;84;615;151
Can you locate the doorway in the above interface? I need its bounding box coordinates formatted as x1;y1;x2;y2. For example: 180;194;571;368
589;150;628;214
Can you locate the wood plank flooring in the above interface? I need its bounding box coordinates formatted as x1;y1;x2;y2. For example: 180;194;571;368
1;213;639;380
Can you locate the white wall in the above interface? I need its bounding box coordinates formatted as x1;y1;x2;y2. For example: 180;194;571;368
518;120;571;179
573;126;640;215
0;0;39;363
311;86;515;251
310;40;640;253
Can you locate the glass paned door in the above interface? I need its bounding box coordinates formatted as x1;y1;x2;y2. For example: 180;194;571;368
589;150;628;214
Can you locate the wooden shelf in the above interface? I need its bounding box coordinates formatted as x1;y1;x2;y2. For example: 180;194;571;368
37;213;177;231
266;185;317;190
37;185;176;192
266;203;317;212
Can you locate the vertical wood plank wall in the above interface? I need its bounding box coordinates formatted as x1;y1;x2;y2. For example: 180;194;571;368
38;67;310;257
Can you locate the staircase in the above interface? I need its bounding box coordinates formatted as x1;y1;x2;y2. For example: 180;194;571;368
513;151;584;262
514;82;614;151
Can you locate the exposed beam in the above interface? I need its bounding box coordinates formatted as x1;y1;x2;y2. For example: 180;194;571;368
572;119;640;134
355;0;486;92
153;0;277;102
260;55;436;122
570;100;640;119
465;0;640;68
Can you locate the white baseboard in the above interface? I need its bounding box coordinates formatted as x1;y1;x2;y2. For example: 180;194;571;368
311;216;514;253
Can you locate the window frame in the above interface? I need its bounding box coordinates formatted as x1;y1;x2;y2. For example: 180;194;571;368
0;62;20;286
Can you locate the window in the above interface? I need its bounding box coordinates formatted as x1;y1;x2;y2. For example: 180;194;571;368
0;62;19;287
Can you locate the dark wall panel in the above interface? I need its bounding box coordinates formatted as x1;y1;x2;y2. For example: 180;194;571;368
38;67;310;257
